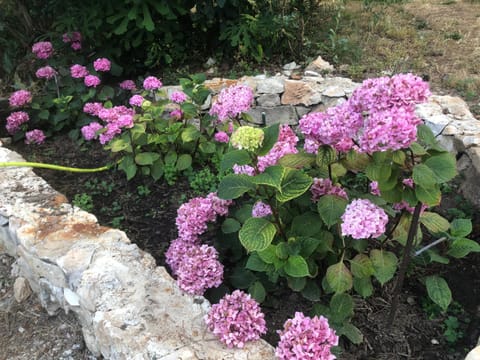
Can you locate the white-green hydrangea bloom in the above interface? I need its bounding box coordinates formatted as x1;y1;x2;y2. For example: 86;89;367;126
230;126;264;152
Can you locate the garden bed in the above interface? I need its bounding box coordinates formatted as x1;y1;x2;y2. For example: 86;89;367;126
2;132;480;359
2;75;480;357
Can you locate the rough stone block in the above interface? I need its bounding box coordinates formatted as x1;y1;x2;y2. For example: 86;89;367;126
256;93;281;107
256;77;284;94
424;114;451;136
13;276;32;302
247;106;298;126
281;80;322;106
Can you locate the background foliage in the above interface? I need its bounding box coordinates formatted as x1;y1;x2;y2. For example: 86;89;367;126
0;0;340;81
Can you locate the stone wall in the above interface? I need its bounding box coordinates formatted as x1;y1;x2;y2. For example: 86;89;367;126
1;71;480;359
0;146;275;359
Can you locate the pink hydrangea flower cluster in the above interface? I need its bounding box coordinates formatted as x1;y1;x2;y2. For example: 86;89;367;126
402;178;414;188
173;244;224;295
32;41;53;59
119;80;136;91
348;73;431;113
205;290;267;348
392;201;428;215
84;75;101;88
9;90;32;108
143;76;162;90
129;95;144;107
62;31;82;50
257;125;298;172
6;111;29;134
276;312;339;360
70;64;89;79
170;109;183;119
341;199;388;239
209;84;254;122
35;66;56;80
165;192;232;295
25;129;46;145
310;178;348;202
369;181;381;196
169;91;187;103
233;164;256;176
299;74;430;154
93;58;111;72
81;105;135;144
356;106;422;153
214;131;230;143
81;122;103;141
299;103;361;153
175;193;231;243
252;201;272;218
83;102;103;116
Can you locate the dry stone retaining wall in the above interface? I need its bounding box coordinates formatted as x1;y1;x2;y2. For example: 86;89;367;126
1;71;480;359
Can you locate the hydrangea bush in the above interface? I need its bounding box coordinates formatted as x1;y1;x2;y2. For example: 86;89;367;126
4;33;245;186
94;75;250;184
4;33;122;143
165;74;477;354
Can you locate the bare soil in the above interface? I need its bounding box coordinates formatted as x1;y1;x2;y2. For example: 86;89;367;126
0;254;96;360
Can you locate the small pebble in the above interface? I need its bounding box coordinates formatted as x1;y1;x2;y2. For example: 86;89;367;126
18;326;25;333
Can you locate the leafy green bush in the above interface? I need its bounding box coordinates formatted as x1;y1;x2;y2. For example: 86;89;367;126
0;0;341;76
165;74;479;346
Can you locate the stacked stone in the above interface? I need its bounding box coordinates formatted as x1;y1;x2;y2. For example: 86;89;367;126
0;144;275;359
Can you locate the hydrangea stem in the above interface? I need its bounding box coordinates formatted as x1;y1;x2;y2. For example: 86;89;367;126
387;202;423;327
0;162;111;173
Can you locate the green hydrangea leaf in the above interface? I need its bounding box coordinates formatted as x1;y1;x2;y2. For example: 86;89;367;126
317;195;348;228
370;249;398;285
326;262;352;294
425;275;451;311
218;174;255;199
239;217;276;252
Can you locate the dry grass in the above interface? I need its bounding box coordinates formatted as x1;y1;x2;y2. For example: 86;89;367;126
335;0;480;114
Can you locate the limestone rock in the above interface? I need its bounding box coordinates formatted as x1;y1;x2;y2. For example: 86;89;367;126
17;245;68;288
415;101;444;119
462;135;480;147
465;345;480;360
423;114;451;136
247;106;298;126
281;80;322;106
283;61;300;71
257;77;285;94
38;277;63;315
322;77;359;97
13;277;32;302
431;95;475;119
256;94;281;107
204;78;240;93
0;137;11;145
305;55;334;73
321;96;346;109
450;119;480;135
459;147;480;208
295;106;310;118
322;85;345;98
304;70;321;77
